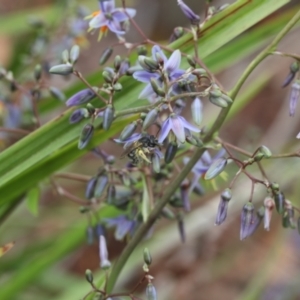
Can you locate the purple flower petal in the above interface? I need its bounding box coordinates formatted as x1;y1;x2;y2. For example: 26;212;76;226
133;70;159;83
89;14;107;28
171;115;186;143
139;83;155;99
177;0;200;24
107;19;125;34
170;69;185;80
158;118;172;143
115;219;133;240
102;0;115;13
165;50;181;73
178;116;200;133
151;45;167;64
113;8;136;22
124;8;136;18
201;151;212;165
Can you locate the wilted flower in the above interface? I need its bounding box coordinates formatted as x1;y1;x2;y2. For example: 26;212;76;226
133;45;185;101
264;197;275;231
215;188;232;225
177;0;200;25
99;235;111;269
184;149;226;194
104;215;138;240
289;80;300;116
85;0;136;40
158;114;200;143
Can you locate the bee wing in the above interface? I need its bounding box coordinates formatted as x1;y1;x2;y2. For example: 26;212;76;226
120;142;141;159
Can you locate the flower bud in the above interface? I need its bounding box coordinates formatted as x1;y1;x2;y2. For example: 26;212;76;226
119;122;137;141
85;177;97;199
285;200;296;229
78;124;94;149
263;197;275;231
102;105;115;130
191;97;203;126
99;47;113;65
79;206;89;213
94;175;108;198
177;0;200;25
221;93;233;104
150;78;165;97
192;68;207;76
66;88;96;107
113;82;122;92
85;269;93;283
169;193;183;208
70;45;80;64
240;202;260;240
209;94;228;108
161;207;176;219
69;108;89;124
34;64;42;81
282;72;295;88
258;145;272;158
61;49;69;63
102;69;114;83
49;86;66;101
204;157;227;180
143;248;152;265
146;283;157;300
253;152;265;162
119;59;130;76
138;56;159;72
137;45;147;56
164;142;178;164
215;188;232;225
143;108;159;130
290;61;299;73
114;55;122;71
274;192;285;214
170;26;184;42
49;64;73;75
106;184;116;204
151;150;162;173
126;66;143;76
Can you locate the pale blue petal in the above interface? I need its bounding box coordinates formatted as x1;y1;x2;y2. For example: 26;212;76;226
151;45;167;63
89;14;107;28
113;8;136;21
133;70;159;83
201;151;212;165
171;115;185;143
102;0;115;13
115;219;133;240
178;115;200;133
170;69;185;80
107;19;125;34
158;118;172;143
139;83;155;99
165;50;181;73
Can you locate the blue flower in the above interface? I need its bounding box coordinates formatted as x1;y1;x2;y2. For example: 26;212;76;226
158;114;200;143
133;45;185;101
104;216;138;240
184;149;226;193
177;0;200;25
85;0;136;40
114;132;142;149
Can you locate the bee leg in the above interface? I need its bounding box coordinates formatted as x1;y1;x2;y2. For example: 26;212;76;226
137;149;151;163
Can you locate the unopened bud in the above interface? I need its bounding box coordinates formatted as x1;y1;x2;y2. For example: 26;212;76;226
120;122;137;141
274;192;285;214
102;69;114;83
263;197;275;231
99;47;113;65
114;55;122;71
164;142;178;164
70;45;80;64
143;108;159;130
61;49;69;63
78;124;94;149
34;64;42;81
146;283;157;300
204;158;227;180
94;175;108;198
102;105;114;130
150;78;165;97
49;64;73;75
85;177;98;199
85;269;93;283
137;45;147;56
191;97;203;126
143;248;152;265
49;86;66;101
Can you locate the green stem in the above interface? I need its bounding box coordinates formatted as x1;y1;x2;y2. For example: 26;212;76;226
106;8;300;294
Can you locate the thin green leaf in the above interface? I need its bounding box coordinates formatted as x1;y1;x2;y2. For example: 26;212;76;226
26;186;40;216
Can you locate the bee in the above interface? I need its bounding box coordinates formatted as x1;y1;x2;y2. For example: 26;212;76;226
121;134;160;166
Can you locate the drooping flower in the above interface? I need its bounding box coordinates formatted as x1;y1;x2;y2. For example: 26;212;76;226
133;45;185;101
85;0;136;40
177;0;200;25
158;114;200;144
104;215;138;240
184;149;226;194
289;80;300;116
99;235;111;269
